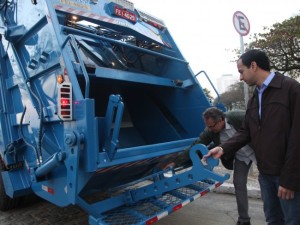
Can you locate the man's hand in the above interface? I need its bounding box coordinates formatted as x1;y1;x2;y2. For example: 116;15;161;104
203;146;224;160
278;186;295;200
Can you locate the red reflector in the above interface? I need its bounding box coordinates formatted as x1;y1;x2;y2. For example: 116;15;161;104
173;204;183;211
146;217;158;225
42;185;55;195
48;187;55;195
215;182;221;188
201;189;209;196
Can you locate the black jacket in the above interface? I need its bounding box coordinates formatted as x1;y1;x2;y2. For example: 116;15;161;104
221;73;300;191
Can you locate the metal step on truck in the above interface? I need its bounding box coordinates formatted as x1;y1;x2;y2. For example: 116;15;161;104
0;0;229;224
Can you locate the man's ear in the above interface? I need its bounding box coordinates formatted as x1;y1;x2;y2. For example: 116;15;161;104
251;61;258;71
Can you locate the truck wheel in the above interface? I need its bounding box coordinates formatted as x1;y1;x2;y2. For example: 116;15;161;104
0;162;21;211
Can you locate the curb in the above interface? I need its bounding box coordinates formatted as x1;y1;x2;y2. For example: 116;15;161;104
213;182;261;199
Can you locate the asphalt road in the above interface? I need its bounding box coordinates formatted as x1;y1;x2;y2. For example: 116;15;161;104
0;191;265;225
0;165;264;225
157;192;265;225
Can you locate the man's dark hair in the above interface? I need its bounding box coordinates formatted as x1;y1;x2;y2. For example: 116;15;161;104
239;49;270;71
202;107;225;122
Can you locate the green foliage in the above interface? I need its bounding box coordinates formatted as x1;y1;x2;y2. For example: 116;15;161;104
217;82;255;110
247;15;300;78
203;87;213;101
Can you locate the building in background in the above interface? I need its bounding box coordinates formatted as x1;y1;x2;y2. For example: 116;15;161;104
216;74;239;94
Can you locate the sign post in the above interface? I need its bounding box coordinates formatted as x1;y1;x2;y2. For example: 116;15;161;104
233;11;250;108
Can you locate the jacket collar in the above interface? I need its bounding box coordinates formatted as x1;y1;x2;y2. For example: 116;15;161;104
267;72;283;89
253;72;283;99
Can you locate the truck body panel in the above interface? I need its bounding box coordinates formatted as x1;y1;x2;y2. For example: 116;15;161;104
0;0;228;223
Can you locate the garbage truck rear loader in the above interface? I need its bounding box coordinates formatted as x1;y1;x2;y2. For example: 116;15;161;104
0;0;228;224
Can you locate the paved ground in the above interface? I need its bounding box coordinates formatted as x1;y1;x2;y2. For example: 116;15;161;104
0;165;264;225
0;193;264;225
165;164;264;225
157;164;265;225
157;192;264;225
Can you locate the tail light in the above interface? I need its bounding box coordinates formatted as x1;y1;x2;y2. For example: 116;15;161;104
58;83;72;120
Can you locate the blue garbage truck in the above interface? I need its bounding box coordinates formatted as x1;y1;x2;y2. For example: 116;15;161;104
0;0;228;224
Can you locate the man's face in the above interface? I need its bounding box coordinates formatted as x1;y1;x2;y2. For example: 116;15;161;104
204;117;224;133
237;59;257;86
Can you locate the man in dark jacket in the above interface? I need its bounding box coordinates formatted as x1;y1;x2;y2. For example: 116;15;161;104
173;107;255;225
205;49;300;225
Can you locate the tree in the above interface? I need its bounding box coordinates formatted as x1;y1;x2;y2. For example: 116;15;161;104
203;87;214;102
217;82;255;110
246;15;300;79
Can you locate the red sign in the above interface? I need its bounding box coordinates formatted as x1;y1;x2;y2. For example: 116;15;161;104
114;6;136;23
233;11;250;36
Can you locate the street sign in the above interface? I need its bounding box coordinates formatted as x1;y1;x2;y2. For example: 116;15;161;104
232;11;250;109
233;11;250;36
